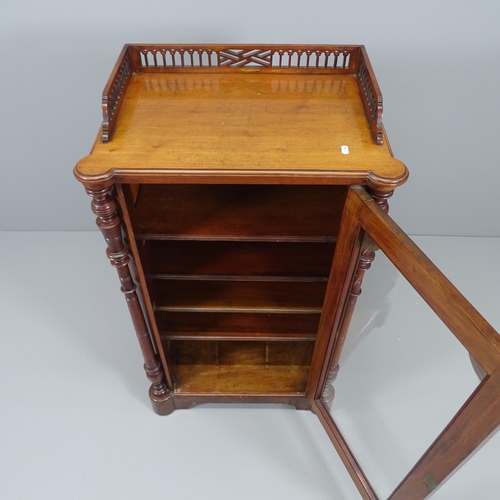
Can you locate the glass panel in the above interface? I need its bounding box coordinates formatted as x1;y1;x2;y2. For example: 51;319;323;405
322;239;484;499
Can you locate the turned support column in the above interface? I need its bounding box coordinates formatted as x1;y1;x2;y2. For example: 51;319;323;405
322;248;376;403
86;185;174;415
322;187;393;404
322;365;339;407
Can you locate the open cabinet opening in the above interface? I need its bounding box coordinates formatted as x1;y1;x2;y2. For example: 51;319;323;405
122;183;348;396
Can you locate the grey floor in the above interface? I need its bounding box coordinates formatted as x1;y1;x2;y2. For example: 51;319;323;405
1;232;499;499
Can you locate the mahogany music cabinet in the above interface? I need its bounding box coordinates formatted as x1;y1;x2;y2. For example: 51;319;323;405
74;44;500;500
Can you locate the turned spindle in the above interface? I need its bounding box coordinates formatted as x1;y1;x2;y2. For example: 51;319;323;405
86;185;174;415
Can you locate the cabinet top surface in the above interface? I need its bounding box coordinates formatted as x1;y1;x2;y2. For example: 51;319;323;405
76;70;407;187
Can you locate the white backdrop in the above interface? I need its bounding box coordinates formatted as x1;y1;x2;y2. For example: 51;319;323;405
1;0;499;235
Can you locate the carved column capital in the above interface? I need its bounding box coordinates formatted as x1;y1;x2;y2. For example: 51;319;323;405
366;187;393;213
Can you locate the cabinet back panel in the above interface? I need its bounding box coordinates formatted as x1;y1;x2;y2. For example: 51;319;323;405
169;340;313;366
143;240;335;277
150;279;326;312
156;311;320;337
170;340;313;394
133;184;347;240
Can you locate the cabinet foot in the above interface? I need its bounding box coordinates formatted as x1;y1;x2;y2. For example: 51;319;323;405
149;386;175;416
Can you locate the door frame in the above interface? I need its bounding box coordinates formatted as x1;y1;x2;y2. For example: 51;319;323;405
311;186;500;500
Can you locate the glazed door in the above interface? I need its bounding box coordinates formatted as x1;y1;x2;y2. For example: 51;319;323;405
311;186;500;500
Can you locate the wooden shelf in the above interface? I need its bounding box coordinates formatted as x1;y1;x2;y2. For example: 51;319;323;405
170;340;313;394
149;275;327;283
150;279;327;314
133;184;347;241
161;332;316;342
155;310;320;340
173;365;310;394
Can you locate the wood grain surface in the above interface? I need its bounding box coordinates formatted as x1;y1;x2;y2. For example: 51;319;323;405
76;72;406;187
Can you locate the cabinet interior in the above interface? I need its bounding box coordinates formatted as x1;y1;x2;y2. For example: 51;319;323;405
124;183;348;395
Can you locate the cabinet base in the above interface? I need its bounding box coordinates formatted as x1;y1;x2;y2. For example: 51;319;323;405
150;393;312;414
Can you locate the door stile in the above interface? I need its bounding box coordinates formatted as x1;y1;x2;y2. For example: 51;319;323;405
309;186;381;500
313;398;380;500
305;188;364;400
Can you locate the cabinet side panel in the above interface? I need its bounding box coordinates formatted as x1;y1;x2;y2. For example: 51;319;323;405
116;183;175;388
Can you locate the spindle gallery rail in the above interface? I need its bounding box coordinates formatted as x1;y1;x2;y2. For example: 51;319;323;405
101;44;383;145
